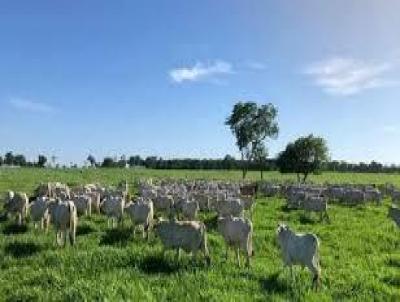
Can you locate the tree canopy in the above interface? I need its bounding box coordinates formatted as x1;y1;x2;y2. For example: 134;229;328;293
225;101;278;178
276;134;329;182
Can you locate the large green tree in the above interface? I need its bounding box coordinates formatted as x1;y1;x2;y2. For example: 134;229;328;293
276;134;329;182
225;101;278;178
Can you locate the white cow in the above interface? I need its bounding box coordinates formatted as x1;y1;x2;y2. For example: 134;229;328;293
49;200;77;247
153;195;174;216
391;190;400;206
216;198;244;218
89;192;101;214
125;198;154;239
101;195;125;228
388;206;400;228
181;199;200;220
217;216;253;267
29;196;50;231
5;191;29;225
276;223;321;289
155;219;210;264
364;189;382;205
73;195;92;216
302;196;330;222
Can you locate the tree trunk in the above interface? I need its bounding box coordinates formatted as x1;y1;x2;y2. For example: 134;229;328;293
241;152;246;179
260;169;264;180
303;172;308;183
297;173;300;183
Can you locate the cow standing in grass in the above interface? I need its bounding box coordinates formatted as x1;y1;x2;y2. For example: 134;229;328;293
101;195;125;228
4;191;29;225
388;206;400;228
125;198;154;239
29;196;51;231
276;223;321;289
154;218;210;265
217;216;253;267
49;199;77;247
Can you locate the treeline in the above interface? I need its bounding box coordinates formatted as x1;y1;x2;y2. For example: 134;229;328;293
0;152;47;167
99;155;277;171
98;154;400;174
2;151;400;174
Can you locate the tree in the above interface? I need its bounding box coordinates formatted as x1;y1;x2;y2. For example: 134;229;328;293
4;152;14;165
87;154;96;167
37;155;47;168
276;134;328;182
252;142;268;179
101;157;115;168
225;101;278;178
128;155;143;167
0;156;3;166
13;154;27;166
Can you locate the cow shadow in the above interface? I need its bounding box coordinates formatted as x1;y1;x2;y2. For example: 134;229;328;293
100;227;133;247
259;273;287;294
0;213;8;223
299;214;317;225
5;242;42;258
382;275;400;287
280;205;292;213
2;223;29;235
387;257;400;268
76;223;97;236
137;255;182;274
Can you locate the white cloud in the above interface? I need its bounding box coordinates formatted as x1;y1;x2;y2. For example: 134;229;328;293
304;57;397;96
169;60;233;83
9;98;55;113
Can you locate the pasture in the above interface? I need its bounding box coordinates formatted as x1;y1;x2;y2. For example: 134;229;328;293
0;168;399;301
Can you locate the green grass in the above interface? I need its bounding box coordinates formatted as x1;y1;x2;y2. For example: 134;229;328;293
0;168;399;301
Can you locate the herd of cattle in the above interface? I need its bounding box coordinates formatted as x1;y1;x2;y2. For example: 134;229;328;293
2;179;400;289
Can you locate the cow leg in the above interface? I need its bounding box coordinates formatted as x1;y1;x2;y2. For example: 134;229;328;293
176;248;181;261
192;250;198;265
69;230;75;246
325;211;331;223
132;224;136;237
236;248;241;267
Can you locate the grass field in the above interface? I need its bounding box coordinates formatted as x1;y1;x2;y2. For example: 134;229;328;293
0;168;399;301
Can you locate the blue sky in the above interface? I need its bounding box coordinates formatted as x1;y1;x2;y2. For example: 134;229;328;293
1;0;400;165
